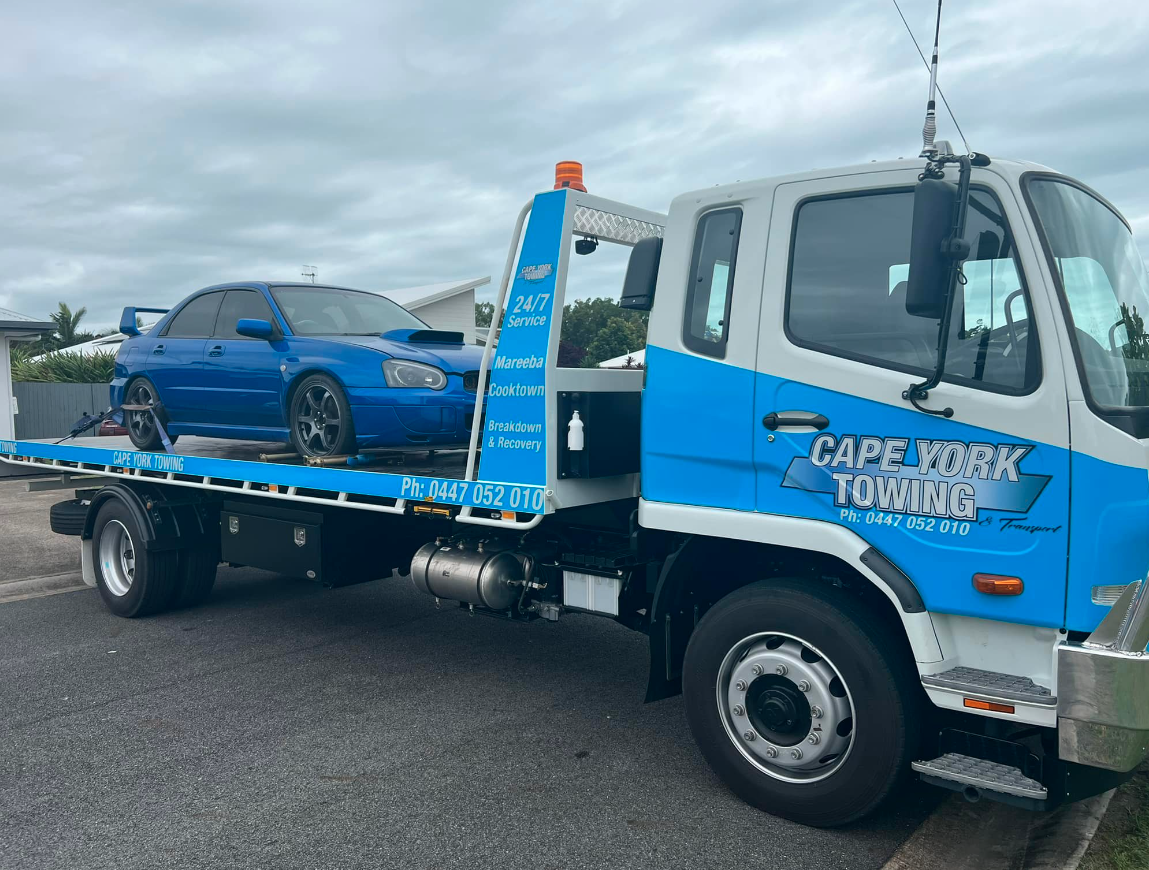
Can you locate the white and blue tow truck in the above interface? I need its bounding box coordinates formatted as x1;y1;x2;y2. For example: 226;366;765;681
5;147;1149;827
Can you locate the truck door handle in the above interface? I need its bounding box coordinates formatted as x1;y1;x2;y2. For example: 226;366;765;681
208;345;224;357
762;411;830;431
152;344;166;355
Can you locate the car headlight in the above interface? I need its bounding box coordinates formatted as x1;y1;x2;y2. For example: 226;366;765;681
382;359;447;390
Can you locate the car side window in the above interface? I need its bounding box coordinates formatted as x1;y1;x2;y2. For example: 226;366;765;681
785;188;1038;393
164;292;224;338
215;290;276;339
683;208;742;357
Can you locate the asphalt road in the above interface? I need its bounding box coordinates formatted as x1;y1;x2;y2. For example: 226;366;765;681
0;476;939;870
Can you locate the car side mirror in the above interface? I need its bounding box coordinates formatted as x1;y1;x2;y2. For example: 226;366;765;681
906;178;966;319
619;236;663;311
236;318;275;339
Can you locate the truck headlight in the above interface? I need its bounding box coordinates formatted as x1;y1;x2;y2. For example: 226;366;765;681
382;359;447;390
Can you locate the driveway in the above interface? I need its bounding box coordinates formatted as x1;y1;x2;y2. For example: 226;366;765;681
0;476;938;869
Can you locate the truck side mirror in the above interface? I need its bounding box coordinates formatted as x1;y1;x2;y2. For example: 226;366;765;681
619;236;663;311
906;178;962;319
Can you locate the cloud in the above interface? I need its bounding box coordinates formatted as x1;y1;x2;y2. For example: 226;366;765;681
1;0;1146;331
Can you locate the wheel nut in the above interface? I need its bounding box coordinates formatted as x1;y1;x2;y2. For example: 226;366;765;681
810;705;823;719
743;730;756;741
733;705;745;717
774;664;788;676
752;664;764;676
765;746;778;758
807;732;821;745
797;680;811;692
735;680;747;691
791;748;804;760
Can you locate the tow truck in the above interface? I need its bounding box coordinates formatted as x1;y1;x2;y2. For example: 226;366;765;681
6;143;1149;827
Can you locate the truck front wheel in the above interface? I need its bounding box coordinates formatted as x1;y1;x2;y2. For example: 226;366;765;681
683;578;919;827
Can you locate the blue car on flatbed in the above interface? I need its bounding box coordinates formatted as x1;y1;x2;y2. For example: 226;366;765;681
112;282;485;458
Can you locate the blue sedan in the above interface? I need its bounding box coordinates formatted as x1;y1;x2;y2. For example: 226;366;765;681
111;282;485;457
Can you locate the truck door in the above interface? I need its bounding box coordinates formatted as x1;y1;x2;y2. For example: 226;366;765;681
753;170;1071;628
643;198;767;511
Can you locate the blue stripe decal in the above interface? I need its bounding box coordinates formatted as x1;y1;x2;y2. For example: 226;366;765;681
0;440;544;514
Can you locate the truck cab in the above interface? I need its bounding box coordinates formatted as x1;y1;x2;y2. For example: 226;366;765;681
633;152;1149;820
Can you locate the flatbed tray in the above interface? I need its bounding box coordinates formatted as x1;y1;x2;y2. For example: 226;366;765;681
0;436;546;519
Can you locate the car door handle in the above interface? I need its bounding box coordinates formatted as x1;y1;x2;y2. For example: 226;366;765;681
762;411;830;431
152;344;166;355
207;345;224;357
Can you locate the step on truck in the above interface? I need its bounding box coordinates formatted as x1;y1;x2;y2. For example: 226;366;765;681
7;145;1149;827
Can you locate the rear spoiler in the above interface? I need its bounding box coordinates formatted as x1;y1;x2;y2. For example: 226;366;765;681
120;307;170;337
382;328;465;344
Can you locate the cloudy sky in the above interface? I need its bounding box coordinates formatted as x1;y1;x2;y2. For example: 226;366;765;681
2;0;1147;331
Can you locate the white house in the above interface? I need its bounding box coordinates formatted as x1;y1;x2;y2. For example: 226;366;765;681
0;306;55;441
381;276;489;344
597;347;646;368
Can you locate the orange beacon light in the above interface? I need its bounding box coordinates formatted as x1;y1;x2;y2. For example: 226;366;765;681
554;161;587;192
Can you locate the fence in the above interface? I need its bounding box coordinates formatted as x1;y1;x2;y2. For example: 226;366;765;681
13;382;110;440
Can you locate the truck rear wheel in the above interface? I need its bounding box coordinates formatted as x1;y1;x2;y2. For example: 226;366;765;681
171;546;218;608
92;499;178;618
683;578;919;827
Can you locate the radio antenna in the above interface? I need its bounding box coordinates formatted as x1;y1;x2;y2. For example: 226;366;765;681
892;0;970;156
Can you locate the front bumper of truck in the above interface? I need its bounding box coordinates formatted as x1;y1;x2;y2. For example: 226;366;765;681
1058;579;1149;772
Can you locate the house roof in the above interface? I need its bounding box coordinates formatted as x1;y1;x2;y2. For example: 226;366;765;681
0;306;54;333
380;277;490;310
597;347;646;368
31;321;161;360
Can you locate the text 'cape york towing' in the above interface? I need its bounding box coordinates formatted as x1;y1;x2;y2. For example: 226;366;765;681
782;434;1050;521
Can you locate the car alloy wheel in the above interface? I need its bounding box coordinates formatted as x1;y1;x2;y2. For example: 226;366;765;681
127;381;156;444
295;384;344;455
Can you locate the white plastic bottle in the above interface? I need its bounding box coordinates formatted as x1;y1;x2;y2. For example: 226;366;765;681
567;410;584;451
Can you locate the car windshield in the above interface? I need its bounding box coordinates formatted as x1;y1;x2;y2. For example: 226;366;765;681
1028;178;1149;409
272;286;426;336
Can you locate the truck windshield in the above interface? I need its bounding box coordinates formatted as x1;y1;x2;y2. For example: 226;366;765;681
1027;177;1149;410
272;286;426;336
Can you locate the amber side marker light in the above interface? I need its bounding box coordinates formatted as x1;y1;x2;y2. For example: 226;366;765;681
554;161;587;192
964;698;1015;714
972;573;1024;596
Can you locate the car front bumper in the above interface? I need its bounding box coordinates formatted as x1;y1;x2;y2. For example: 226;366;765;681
1058;580;1149;772
345;386;477;448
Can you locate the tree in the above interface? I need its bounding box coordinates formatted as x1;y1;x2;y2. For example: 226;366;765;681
584;315;648;366
560;297;648;366
475;301;495;328
557;339;586;368
51;302;87;344
46;302;94;350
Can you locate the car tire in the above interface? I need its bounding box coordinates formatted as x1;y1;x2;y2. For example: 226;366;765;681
124;377;178;452
91;499;178;618
289;374;356;458
49;498;88;536
682;578;920;827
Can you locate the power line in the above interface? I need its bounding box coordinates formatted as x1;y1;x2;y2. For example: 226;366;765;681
890;0;971;154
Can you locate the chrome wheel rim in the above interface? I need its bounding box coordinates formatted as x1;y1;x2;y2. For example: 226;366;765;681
98;520;136;597
295;385;342;455
128;382;155;443
716;632;855;783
